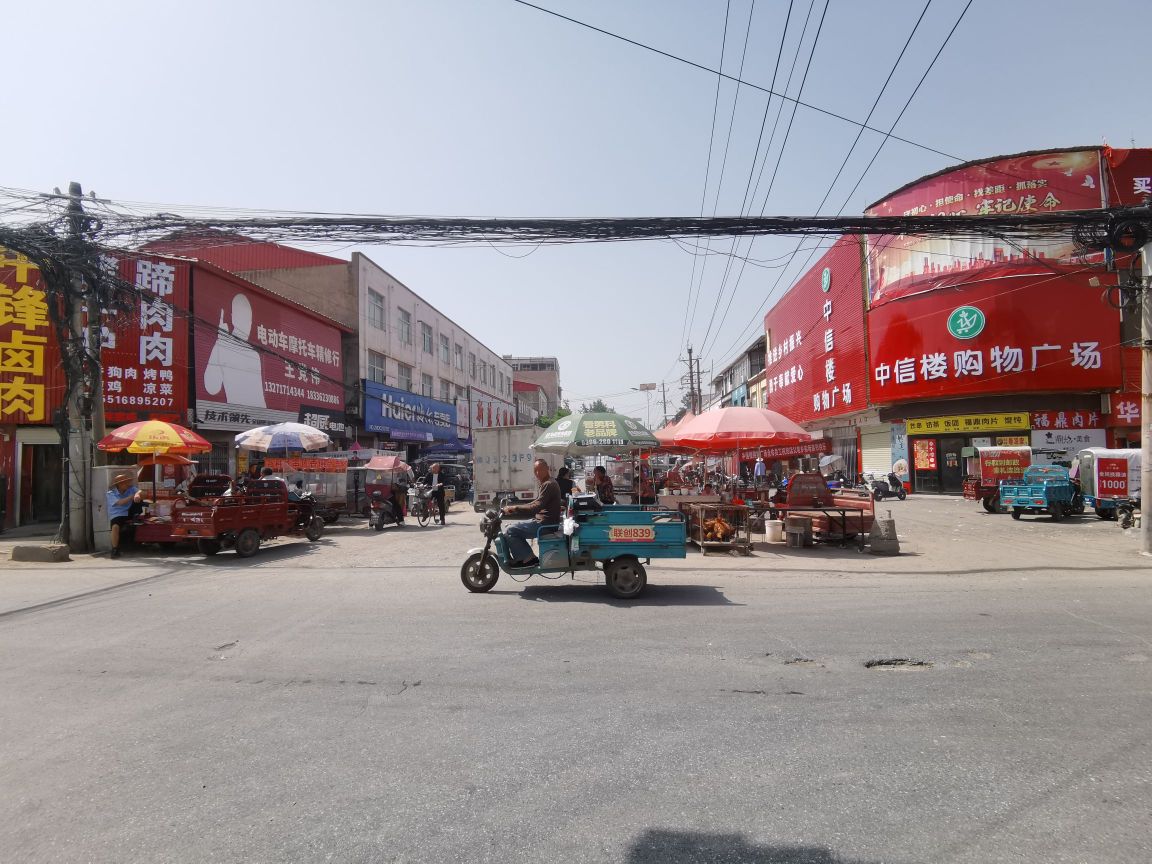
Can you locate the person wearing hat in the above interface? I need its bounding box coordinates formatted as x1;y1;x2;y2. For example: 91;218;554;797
107;473;145;559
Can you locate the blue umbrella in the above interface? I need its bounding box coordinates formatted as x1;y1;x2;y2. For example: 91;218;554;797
235;422;331;455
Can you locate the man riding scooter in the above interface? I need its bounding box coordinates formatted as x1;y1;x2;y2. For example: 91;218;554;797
500;458;562;568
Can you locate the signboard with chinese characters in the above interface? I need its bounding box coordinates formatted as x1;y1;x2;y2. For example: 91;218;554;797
0;250;56;424
468;388;515;433
866;149;1107;306
1107;393;1141;427
1096;457;1130;497
194;269;344;431
1100;147;1152;206
762;236;868;423
363;380;457;442
868;276;1121;402
100;254;191;424
1030;429;1106;461
1030;410;1102;430
757;439;832;459
906;413;1029;435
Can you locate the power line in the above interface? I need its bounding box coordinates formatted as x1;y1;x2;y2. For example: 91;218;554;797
509;0;963;162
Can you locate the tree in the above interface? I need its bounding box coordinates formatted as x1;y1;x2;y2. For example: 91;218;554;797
536;401;572;428
579;399;615;414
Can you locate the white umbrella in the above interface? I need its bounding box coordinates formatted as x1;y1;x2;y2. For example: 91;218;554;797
235;422;331;454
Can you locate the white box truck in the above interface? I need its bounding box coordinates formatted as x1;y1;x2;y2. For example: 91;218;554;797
471;425;563;512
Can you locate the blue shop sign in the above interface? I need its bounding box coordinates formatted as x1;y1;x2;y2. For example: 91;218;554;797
363;380;457;442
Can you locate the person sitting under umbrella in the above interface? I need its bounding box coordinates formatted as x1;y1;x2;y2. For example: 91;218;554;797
107;473;145;559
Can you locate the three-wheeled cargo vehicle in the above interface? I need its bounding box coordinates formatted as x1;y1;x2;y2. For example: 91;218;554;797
460;494;686;599
171;476;325;557
1077;447;1141;527
999;465;1084;521
961;446;1032;512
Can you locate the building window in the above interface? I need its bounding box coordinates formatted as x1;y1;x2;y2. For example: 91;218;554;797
439;333;450;364
455;384;465;400
397;362;413;392
367;289;386;330
480;363;487;386
420;322;433;354
421;372;433;397
398;309;411;345
368;349;387;385
440;379;451;403
469;352;477;380
454;343;464;370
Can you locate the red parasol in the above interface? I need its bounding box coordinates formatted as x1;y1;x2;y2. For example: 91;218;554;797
671;407;811;452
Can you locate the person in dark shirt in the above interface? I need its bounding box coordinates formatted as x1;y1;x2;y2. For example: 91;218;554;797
556;466;579;498
592;465;616;505
501;458;562;567
423;462;447;525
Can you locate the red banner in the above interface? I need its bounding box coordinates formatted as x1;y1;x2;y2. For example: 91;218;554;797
194;269;344;430
0;250;55;424
762;237;868;423
867;274;1121;402
866;149;1106;306
756;439;832;459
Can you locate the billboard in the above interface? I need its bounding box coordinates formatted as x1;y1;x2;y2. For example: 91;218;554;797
866;149;1107;306
762;236;868;423
867;273;1121;403
194;269;344;431
1;249;190;426
363;380;457;442
468;388;515;434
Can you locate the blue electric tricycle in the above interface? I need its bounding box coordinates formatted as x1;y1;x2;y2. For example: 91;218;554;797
460;494;687;599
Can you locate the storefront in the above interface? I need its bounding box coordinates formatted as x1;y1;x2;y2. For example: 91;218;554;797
903;413;1031;493
363;380;458;462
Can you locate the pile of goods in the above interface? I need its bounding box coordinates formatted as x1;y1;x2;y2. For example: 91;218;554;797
701;514;734;542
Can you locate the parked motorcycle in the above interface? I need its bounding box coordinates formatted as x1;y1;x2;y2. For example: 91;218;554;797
367;490;404;530
862;472;907;501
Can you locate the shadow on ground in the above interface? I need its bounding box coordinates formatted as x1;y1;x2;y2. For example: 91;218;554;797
626;829;888;864
511;583;740;606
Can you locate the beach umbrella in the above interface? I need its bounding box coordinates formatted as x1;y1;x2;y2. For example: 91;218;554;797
98;420;211;455
234;421;331;454
531;412;659;455
671;406;811;452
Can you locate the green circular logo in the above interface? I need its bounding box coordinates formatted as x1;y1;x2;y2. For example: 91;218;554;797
947;306;985;339
821;267;832;293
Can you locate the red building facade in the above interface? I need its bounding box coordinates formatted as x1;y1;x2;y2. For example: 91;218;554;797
764;146;1149;493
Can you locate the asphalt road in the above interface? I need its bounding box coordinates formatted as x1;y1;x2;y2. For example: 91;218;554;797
1;498;1149;863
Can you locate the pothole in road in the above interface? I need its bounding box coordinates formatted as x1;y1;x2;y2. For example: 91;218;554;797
863;658;933;670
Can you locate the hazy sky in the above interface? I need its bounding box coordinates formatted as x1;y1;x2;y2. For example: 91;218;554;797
8;0;1152;425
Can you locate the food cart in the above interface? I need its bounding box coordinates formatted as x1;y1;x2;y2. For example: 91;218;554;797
130;454;198;547
263;456;348;523
962;446;1032;512
684;502;753;555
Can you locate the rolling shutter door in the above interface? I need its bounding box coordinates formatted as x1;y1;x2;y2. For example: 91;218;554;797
859;425;891;477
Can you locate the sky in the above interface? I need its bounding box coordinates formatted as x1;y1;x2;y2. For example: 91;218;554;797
8;0;1152;426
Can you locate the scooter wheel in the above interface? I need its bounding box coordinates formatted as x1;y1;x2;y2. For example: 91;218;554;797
604;556;647;600
896;488;907;501
373;516;385;531
305;516;324;542
872;489;883;502
461;552;500;592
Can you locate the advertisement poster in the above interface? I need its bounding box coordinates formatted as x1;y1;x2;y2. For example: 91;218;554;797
868;276;1121;402
468;389;515;433
762;237;868;423
890;422;909;481
913;438;937;471
194;269;344;431
1;249;190;426
866;149;1106;306
1030;429;1106;463
1096;457;1130;497
364;380;457;443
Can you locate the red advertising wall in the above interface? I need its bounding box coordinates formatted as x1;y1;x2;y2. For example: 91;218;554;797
1102;147;1152;206
762;236;868;423
867;272;1122;403
1;249;189;426
101;254;191;424
193;268;344;431
866;148;1107;306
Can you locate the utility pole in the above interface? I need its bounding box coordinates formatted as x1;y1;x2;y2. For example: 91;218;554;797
1140;242;1152;555
685;346;700;415
660;381;669;426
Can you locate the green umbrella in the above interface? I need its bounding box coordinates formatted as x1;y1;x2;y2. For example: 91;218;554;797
531;412;659;455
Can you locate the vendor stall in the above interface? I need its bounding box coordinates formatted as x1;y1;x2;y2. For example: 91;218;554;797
684;502;752;556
